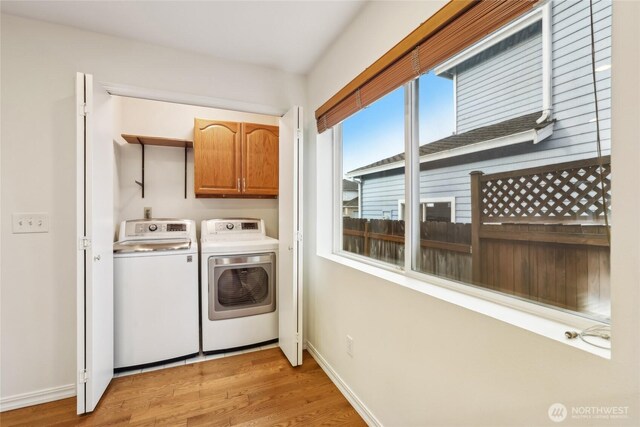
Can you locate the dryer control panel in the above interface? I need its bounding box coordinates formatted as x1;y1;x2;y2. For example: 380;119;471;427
204;218;265;239
215;221;259;232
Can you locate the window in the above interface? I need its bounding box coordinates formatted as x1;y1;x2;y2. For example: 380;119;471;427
340;87;405;267
334;1;612;322
398;198;456;223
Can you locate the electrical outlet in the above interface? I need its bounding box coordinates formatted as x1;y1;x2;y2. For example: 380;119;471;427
144;207;152;219
346;335;354;357
12;213;49;234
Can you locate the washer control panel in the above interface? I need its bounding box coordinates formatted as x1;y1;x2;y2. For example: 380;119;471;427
134;222;186;234
121;219;193;240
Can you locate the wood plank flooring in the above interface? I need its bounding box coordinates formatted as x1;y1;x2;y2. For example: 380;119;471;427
0;349;366;426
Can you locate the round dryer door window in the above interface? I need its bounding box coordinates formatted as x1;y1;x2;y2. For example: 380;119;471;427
208;253;276;320
218;267;269;306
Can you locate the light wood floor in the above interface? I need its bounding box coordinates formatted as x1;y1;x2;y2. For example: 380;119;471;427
0;349;366;426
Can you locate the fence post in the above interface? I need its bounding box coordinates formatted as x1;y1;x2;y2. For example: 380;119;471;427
364;220;370;257
470;171;483;283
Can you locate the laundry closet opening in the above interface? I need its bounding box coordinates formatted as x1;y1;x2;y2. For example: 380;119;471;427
76;85;303;413
112;95;284;373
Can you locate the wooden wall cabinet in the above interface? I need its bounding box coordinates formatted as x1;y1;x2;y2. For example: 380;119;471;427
194;120;242;196
242;123;279;196
194;119;279;198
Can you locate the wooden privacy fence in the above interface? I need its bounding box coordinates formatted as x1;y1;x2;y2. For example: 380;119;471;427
342;218;472;282
342;155;611;318
471;156;611;316
342;218;405;266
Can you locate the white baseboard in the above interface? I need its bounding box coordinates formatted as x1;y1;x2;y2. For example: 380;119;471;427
0;384;76;412
306;341;382;427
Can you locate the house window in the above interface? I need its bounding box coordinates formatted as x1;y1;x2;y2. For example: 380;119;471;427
334;1;612;322
398;198;456;223
340;86;405;267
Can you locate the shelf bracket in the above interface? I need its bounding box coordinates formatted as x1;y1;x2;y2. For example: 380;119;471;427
134;138;145;198
184;145;188;199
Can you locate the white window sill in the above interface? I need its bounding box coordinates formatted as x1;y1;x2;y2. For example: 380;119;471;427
318;251;611;360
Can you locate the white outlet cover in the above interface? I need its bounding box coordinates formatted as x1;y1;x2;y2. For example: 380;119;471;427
12;213;49;234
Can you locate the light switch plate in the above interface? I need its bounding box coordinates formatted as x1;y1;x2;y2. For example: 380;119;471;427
12;213;49;233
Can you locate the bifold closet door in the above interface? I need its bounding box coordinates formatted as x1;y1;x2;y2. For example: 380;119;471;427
76;72;114;414
278;106;303;367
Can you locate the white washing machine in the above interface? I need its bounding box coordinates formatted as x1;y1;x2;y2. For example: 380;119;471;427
200;218;278;353
113;219;199;369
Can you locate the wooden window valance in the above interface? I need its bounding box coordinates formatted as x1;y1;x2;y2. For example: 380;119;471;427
314;0;538;133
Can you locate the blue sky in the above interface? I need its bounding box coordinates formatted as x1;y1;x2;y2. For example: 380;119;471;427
342;72;455;175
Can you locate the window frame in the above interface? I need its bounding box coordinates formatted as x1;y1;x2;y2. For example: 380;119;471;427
331;77;611;350
333;100;408;273
323;0;613;359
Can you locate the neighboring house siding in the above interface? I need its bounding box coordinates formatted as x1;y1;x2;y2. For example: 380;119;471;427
456;30;543;133
359;0;611;223
361;175;404;220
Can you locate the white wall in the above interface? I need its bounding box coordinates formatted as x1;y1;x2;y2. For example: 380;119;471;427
0;13;304;403
114;96;279;238
305;1;639;426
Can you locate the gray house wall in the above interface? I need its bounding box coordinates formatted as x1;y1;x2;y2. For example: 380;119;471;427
361;174;405;219
358;0;611;223
456;30;542;133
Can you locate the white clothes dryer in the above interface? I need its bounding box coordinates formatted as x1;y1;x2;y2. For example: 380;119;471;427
113;219;199;370
200;218;278;353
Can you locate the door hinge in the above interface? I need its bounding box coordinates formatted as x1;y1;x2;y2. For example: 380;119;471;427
296;129;302;139
296;333;300;343
79;369;88;384
81;102;90;116
79;237;91;250
295;231;303;242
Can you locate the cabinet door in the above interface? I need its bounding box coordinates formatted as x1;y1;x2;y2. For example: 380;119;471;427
194;119;242;196
242;123;279;196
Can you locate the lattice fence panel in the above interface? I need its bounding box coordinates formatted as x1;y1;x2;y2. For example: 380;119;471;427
480;157;611;224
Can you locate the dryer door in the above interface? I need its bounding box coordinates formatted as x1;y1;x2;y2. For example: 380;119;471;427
209;253;276;320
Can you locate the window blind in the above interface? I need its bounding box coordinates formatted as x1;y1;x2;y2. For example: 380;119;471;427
315;0;538;133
